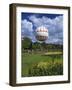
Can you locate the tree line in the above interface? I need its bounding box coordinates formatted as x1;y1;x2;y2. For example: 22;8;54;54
22;37;63;52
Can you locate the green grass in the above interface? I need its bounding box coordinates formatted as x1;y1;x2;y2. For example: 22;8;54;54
21;52;63;77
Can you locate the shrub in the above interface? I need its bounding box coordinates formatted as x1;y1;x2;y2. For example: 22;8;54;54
28;61;63;76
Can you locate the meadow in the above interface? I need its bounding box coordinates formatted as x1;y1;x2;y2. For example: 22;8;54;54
21;51;63;77
21;37;63;77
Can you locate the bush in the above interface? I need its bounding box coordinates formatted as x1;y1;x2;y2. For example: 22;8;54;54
28;61;63;76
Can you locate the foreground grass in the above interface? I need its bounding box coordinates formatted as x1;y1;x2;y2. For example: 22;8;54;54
21;52;63;77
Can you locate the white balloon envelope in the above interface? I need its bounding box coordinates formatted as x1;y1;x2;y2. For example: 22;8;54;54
35;26;48;41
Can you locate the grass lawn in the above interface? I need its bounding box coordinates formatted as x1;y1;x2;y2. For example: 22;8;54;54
21;51;63;77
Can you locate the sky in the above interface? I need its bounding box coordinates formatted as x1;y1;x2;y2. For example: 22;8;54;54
21;12;63;45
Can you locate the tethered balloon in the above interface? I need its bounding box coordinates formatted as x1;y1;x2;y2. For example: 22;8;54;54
35;26;48;42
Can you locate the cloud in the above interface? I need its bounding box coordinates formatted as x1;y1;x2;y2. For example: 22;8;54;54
21;14;63;44
29;15;63;44
21;19;36;42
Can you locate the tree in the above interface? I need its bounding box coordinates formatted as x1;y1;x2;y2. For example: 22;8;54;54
22;37;32;50
32;42;41;50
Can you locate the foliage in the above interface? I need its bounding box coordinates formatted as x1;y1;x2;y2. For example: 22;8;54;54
28;60;63;76
32;42;41;50
22;37;32;50
22;37;63;51
22;52;63;77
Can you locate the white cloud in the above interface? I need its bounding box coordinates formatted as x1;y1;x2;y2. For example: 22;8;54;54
21;19;33;38
21;15;63;44
21;19;36;42
29;15;63;44
21;19;33;31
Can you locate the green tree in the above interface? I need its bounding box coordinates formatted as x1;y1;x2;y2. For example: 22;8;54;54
32;42;41;50
22;37;32;50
